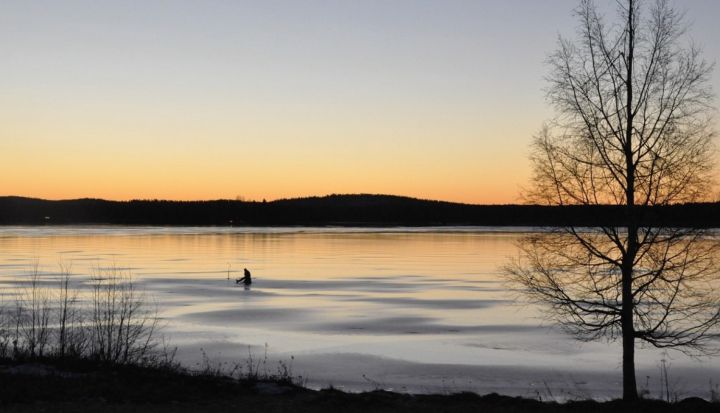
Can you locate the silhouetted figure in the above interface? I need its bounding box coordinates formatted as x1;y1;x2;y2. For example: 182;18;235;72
236;268;252;286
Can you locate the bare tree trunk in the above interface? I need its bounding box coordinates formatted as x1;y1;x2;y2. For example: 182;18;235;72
621;0;639;400
621;263;637;400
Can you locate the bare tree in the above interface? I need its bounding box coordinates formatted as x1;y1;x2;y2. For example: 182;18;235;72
16;262;52;357
89;265;160;364
507;0;719;401
55;262;87;357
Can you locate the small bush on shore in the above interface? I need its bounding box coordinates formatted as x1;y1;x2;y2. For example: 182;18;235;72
0;263;163;366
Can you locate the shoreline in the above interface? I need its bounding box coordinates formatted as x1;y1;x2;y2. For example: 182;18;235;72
1;358;718;412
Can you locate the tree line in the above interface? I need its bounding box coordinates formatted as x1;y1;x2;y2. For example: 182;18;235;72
3;195;720;227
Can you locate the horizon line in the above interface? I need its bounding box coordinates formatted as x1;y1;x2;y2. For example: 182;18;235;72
2;193;522;207
3;194;720;208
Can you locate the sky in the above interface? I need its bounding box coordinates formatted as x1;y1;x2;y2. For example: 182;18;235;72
1;0;719;204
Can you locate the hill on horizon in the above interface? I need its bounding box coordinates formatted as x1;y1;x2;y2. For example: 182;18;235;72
1;193;719;227
0;193;478;206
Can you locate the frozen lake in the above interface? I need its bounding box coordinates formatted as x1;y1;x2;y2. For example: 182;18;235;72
0;226;717;399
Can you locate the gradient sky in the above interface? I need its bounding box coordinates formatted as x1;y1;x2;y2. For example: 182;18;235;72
2;1;719;204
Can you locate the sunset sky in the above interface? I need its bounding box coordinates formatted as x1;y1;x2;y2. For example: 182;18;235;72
2;0;719;204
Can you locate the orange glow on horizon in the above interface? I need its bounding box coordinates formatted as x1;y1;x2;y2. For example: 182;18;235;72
0;107;533;205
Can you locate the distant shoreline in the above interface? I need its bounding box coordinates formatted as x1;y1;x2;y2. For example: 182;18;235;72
2;194;720;228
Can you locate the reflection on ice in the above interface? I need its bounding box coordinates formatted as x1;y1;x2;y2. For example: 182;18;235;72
0;226;718;399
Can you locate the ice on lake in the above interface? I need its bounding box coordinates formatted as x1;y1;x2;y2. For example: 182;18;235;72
0;226;717;399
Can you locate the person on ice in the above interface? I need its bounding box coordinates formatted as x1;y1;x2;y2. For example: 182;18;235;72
236;268;252;286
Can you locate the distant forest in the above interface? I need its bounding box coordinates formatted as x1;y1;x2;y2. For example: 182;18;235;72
1;194;720;228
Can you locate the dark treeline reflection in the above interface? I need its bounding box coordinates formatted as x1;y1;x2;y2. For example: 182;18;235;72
2;194;720;227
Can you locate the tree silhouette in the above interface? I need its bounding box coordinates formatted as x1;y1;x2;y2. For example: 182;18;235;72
507;0;719;401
